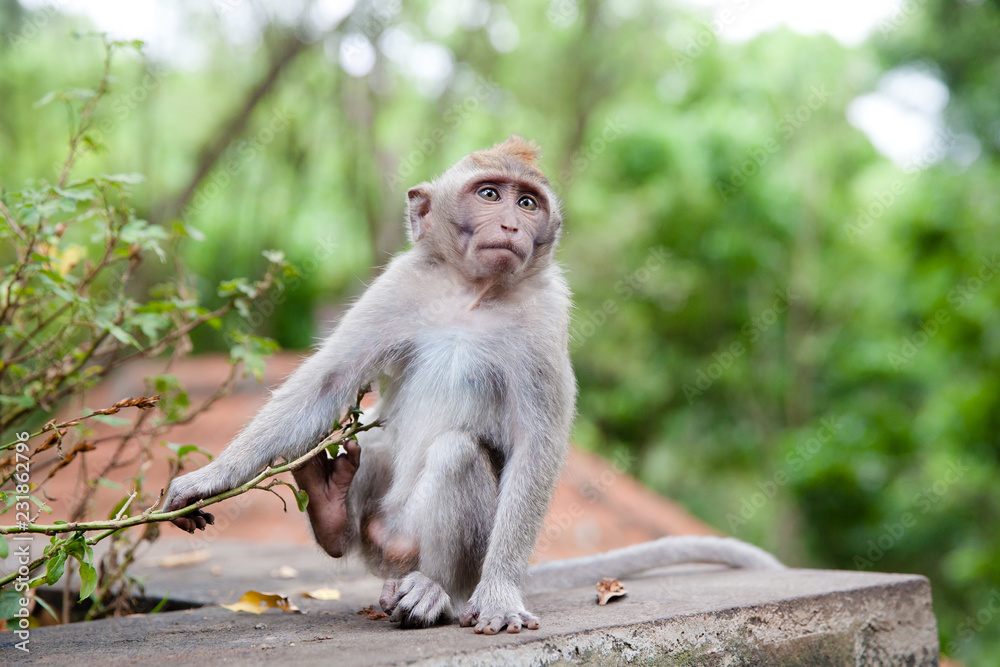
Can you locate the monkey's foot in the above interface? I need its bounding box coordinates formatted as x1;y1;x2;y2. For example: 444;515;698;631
381;572;452;629
460;585;539;635
292;441;361;557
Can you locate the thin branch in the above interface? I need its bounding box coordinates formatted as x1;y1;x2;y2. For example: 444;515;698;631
0;405;381;587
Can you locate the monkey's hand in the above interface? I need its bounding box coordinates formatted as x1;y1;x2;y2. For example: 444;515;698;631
163;467;223;533
460;583;539;635
291;440;360;558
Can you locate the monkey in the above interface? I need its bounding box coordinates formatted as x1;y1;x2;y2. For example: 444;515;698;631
164;135;784;635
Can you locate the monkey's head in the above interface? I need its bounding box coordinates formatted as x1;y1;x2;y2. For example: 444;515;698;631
406;135;563;284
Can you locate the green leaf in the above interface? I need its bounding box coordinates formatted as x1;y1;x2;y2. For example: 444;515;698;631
171;220;205;241
34;91;58;108
262;249;285;264
0;394;35;411
294;487;309;513
91;414;131;427
45;551;67;585
28;495;52;513
106;324;140;347
78;562;98;601
0;535;7;559
0;588;23;620
101;173;145;185
108;495;130;520
149;593;170;614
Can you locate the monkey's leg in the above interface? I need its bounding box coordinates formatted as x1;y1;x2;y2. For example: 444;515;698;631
383;432;497;629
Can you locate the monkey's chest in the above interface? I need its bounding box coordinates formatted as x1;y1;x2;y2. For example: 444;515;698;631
387;329;505;427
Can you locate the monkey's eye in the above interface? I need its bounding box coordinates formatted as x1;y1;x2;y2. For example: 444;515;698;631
478;187;500;202
517;195;538;211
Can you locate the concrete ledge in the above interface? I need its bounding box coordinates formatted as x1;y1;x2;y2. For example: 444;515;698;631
1;540;938;665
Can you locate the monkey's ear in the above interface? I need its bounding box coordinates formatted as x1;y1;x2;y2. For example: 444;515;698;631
406;184;432;242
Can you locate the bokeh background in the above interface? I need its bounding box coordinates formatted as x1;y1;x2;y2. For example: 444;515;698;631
2;0;998;661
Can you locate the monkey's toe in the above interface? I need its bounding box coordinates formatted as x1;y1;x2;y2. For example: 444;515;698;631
470;609;540;634
475;615;506;635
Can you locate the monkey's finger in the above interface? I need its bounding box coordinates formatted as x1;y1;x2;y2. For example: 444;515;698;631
459;607;477;627
521;611;540;630
342;439;361;468
171;516;196;533
504;613;522;634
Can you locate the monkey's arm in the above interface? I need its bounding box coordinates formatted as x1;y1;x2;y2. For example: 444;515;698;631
460;356;575;634
164;268;408;527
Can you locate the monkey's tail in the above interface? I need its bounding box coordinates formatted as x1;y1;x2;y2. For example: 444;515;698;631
524;535;785;594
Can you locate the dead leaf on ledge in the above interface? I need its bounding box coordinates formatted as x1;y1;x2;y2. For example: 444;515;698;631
596;577;627;605
222;591;301;614
156;549;210;568
301;588;341;601
357;605;388;620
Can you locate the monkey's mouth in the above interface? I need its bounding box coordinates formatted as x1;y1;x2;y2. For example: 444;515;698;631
478;243;525;260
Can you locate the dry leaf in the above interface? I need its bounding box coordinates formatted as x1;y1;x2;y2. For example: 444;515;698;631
157;549;210;568
222;591;301;614
269;565;299;579
301;588;341;601
596;577;627;605
357;605;388;620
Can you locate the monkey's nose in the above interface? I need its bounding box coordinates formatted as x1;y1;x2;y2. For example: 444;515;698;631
500;222;519;234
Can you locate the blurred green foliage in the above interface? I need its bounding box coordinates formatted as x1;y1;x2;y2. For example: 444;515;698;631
1;0;997;661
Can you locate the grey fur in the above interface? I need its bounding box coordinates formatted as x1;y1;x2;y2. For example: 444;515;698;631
526;536;786;594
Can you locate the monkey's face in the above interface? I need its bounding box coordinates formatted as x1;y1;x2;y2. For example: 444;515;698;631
453;177;554;278
406;136;563;284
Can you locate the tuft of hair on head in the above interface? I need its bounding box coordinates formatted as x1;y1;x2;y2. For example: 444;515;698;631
492;134;542;167
465;134;548;183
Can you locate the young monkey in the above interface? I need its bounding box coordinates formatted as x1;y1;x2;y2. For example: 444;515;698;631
164;136;783;635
